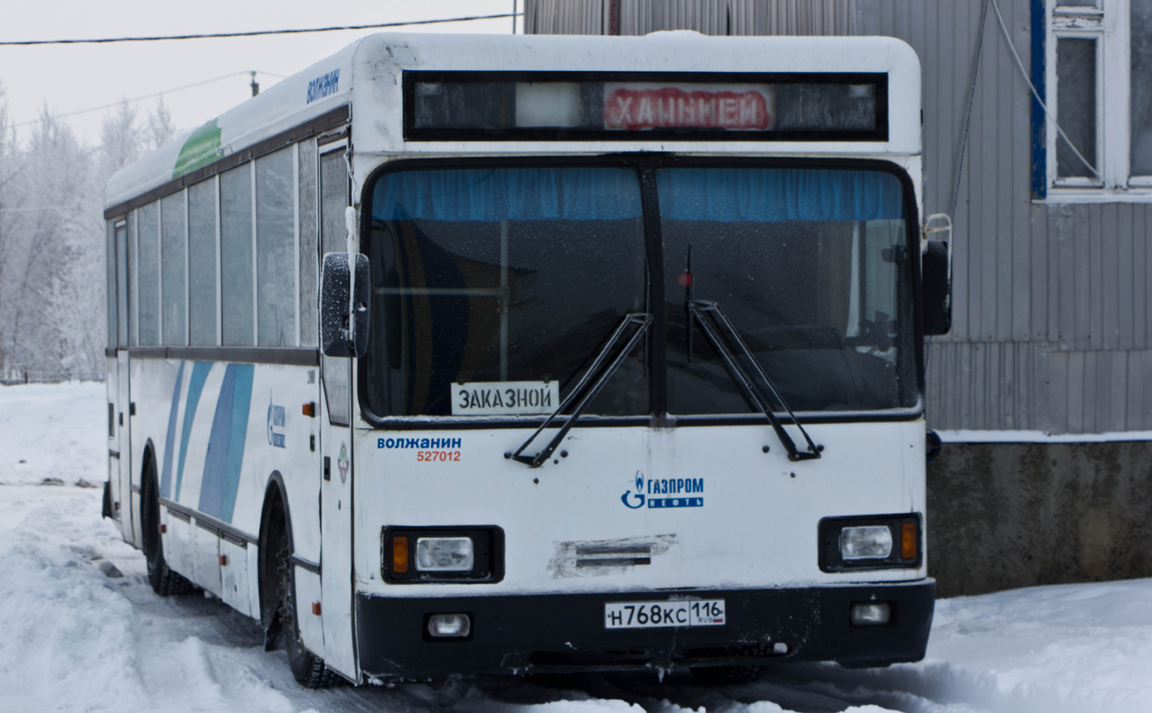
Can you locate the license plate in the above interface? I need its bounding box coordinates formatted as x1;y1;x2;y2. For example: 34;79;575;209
604;599;726;629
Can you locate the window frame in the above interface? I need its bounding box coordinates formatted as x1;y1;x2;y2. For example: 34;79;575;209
122;148;314;351
1042;0;1152;200
356;154;926;430
319;139;353;426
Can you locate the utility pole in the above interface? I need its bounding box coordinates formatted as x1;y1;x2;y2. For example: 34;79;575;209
512;0;517;34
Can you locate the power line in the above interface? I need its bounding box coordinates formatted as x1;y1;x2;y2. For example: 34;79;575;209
0;13;521;46
11;71;286;129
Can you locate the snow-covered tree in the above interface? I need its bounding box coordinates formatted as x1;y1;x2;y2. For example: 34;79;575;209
99;99;140;180
145;97;176;151
0;86;180;381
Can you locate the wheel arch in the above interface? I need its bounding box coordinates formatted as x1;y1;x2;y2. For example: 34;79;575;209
137;438;158;550
140;438;157;487
258;470;292;629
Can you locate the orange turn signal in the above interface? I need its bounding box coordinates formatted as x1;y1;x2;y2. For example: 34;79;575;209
901;522;917;560
393;536;409;574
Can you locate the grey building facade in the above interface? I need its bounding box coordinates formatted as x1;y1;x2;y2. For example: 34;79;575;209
525;0;1152;596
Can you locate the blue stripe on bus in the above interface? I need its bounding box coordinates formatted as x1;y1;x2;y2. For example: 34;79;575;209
174;362;212;501
220;364;254;523
159;361;185;499
198;363;255;523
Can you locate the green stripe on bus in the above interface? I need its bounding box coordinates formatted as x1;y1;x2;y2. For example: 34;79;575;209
173;120;222;178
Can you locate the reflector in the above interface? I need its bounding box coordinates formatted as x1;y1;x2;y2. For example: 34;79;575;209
901;522;917;560
393;536;409;574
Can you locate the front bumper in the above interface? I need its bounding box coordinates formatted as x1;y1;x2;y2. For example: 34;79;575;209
355;579;935;680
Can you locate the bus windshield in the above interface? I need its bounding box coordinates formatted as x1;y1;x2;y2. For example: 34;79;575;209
658;167;917;415
363;167;649;418
363;163;916;419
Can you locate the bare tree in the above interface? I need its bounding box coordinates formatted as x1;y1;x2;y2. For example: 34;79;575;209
146;96;177;151
99;98;140;180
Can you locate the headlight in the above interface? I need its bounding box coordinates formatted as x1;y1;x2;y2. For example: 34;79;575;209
382;527;504;583
818;515;921;572
416;537;474;572
839;526;893;560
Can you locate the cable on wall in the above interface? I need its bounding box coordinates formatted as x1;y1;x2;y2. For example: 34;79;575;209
989;0;1099;178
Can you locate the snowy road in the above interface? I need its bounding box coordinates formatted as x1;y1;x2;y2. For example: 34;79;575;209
2;383;1151;713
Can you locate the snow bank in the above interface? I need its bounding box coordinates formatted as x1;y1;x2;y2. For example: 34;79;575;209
0;382;106;487
0;485;301;713
756;583;1152;713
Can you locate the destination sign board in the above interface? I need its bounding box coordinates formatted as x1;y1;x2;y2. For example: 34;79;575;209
603;84;773;131
405;71;885;142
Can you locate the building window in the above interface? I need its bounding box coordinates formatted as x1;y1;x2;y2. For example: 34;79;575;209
1131;0;1152;175
1043;0;1151;198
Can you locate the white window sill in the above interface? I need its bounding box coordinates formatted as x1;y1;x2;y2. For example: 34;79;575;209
1037;187;1152;204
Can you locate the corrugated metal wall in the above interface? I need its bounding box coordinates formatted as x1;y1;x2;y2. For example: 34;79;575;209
862;0;1152;434
524;0;1152;435
526;0;856;36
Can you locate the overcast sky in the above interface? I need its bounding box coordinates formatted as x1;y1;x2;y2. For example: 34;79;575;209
0;0;521;145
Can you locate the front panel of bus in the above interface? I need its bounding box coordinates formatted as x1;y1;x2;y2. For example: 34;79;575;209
349;151;933;678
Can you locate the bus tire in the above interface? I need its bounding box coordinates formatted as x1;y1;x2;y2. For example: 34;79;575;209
690;665;766;686
141;459;195;597
268;513;336;688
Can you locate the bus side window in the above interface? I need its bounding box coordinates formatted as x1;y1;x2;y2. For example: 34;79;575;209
116;222;129;347
188;180;218;346
221;165;255;347
129;211;139;346
299;138;319;347
256;148;297;347
106;221;117;349
137;202;161;346
320;148;351;424
161;192;187;346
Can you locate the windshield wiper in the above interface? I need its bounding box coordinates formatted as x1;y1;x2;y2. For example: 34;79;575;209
687;300;822;462
507;313;652;468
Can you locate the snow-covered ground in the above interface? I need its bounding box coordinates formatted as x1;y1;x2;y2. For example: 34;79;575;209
0;381;107;487
1;382;1151;713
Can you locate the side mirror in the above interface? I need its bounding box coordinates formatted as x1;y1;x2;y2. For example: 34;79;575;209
922;240;951;335
321;252;370;358
926;429;943;463
921;214;952;336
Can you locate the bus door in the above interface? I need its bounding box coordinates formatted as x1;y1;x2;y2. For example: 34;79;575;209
318;144;356;676
114;221;134;542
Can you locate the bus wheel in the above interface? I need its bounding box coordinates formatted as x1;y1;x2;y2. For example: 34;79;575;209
690;665;766;685
268;518;336;688
141;464;194;597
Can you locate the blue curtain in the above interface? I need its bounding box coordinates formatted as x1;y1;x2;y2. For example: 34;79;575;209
372;167;642;223
656;168;905;223
372;166;905;224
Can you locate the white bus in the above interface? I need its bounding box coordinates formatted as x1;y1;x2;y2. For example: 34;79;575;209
103;31;951;687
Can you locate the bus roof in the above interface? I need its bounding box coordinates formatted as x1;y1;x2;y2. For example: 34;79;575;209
106;32;920;212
